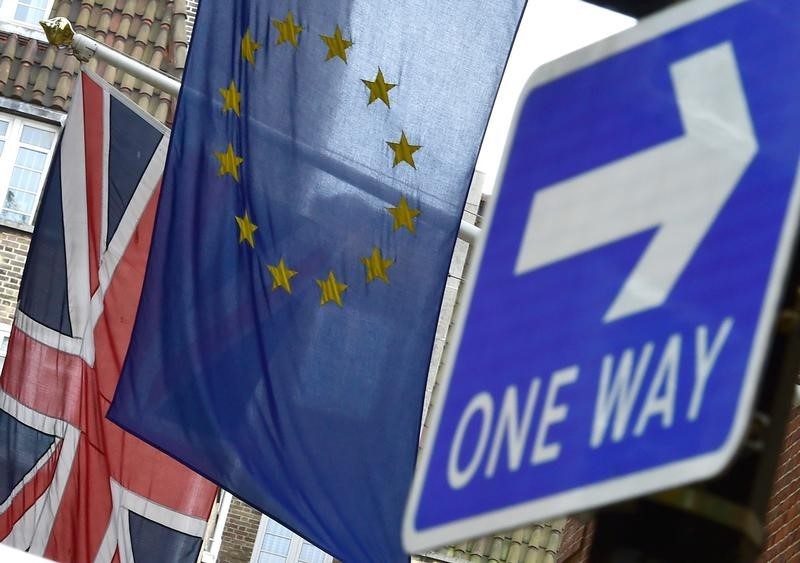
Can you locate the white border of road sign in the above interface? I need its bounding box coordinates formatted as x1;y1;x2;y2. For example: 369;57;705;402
404;0;800;552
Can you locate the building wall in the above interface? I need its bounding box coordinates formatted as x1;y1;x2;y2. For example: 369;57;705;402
761;405;800;561
557;519;592;563
0;227;29;325
217;498;262;563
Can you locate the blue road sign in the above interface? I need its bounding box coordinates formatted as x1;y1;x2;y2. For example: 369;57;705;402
404;0;800;551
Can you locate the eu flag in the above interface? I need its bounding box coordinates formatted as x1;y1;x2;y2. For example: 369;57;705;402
109;0;525;560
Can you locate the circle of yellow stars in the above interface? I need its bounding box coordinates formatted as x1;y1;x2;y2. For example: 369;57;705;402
215;12;425;308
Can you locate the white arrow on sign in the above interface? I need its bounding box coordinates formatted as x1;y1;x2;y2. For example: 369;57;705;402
515;42;757;322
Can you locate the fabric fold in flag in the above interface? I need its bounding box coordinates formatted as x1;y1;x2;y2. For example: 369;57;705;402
109;1;526;561
0;71;216;562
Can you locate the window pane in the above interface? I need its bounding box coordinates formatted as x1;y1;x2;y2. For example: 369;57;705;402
14;147;47;170
20;125;54;149
261;534;290;556
0;121;8;138
3;188;36;215
10;167;42;192
14;5;29;21
0;141;5;156
258;554;288;563
0;330;9;376
14;2;46;24
0;210;30;224
265;519;293;538
298;543;327;563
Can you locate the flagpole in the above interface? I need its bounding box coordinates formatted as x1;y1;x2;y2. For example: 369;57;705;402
40;16;482;244
40;17;181;97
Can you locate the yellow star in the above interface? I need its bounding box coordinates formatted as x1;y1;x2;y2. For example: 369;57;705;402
235;211;258;248
361;68;396;107
387;131;421;168
273;11;303;47
361;247;394;284
320;25;352;62
267;258;298;294
317;271;348;307
241;30;261;66
219;81;241;116
387;195;421;234
214;144;244;182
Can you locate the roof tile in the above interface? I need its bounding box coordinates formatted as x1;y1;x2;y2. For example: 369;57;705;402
435;519;568;563
0;34;18;89
0;0;187;123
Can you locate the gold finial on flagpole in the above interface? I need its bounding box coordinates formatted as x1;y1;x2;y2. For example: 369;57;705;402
40;17;75;47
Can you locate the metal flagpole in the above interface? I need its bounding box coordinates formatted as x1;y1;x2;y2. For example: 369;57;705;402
40;17;482;244
41;17;181;96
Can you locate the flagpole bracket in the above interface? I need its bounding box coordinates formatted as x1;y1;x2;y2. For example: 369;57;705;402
71;37;98;63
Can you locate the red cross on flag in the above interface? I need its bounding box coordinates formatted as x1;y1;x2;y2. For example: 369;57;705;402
0;71;217;563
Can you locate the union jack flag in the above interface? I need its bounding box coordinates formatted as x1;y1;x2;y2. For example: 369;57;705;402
0;71;217;562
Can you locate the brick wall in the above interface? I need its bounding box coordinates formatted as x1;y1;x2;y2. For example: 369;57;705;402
761;405;800;562
217;497;262;563
557;519;593;563
0;227;31;325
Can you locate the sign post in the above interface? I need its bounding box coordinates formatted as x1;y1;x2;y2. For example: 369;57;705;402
405;0;800;552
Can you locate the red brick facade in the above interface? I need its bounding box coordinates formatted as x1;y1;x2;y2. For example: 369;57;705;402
558;519;593;563
761;406;800;562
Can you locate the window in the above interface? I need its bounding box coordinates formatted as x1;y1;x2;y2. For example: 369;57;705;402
0;0;55;27
0;114;58;226
0;323;10;373
251;517;332;563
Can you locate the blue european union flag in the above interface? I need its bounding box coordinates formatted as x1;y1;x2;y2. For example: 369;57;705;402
109;1;525;560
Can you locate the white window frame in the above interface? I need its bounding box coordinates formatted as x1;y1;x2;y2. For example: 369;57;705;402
250;515;333;563
0;322;11;374
0;112;59;227
0;0;56;30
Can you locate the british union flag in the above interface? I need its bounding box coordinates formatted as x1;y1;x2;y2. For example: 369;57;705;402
0;71;217;563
